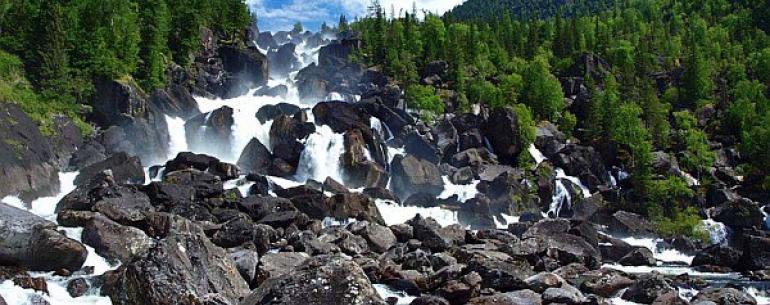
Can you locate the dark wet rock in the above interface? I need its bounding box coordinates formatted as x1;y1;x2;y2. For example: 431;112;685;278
598;236;635;263
525;272;565;293
653;292;689;305
407;215;452;252
237;138;272;175
691;288;756;305
312;101;371;133
363;187;400;203
257;252;310;282
465;252;535;291
67;141;108;172
482;107;526;164
105;216;249;305
163;152;219;173
88;78;171;164
390;155;444;199
535;122;566;158
692;244;742;269
738;232;770;271
621;273;676;304
228;247;260;285
150;84;200;119
542;284;585;305
618;247;656;266
67;278;90;298
390;224;414;242
270;115;315;168
243;254;385;305
450;148;498;169
185;106;235;157
713;200;764;230
405;132;440;164
580;269;635;297
0;203;87;272
0;104;60;200
466;289;542;305
89;186;155;226
410;296;450;305
82;213;154;263
217;45;269;98
326;192;386;225
212;214;277;250
357;97;412;136
163;169;224;198
552;144;611;192
341;128;389;188
254;84;289;98
606;211;656;237
0;267;49;294
349;221;397;253
256;103;301;123
522;219;570;239
268;43;299;77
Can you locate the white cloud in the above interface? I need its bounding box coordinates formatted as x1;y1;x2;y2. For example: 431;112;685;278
248;0;466;31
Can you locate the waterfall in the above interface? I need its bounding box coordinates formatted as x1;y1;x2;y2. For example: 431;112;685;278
164;115;188;159
555;168;591;198
549;179;571;217
703;218;729;244
294;125;346;183
527;144;546;165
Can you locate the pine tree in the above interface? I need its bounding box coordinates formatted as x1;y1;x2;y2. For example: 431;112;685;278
137;0;171;89
31;0;70;96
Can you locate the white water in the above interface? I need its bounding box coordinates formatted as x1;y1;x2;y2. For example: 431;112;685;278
619;237;694;264
548;179;571;217
375;199;459;227
294;125;346;183
438;176;479;202
527;144;546;165
164;115;189;159
374;284;416;305
0;172;116;305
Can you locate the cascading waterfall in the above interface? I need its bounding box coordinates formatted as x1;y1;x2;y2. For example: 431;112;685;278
549;179;571;217
527;144;547;165
294;125;346;183
164;115;189;159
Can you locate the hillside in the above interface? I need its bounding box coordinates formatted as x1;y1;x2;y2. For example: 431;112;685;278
448;0;616;21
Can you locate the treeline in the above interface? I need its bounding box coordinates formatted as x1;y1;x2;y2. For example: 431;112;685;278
0;0;252;135
352;0;770;240
448;0;617;22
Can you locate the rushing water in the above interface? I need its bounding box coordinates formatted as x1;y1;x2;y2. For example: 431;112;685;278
0;172;116;305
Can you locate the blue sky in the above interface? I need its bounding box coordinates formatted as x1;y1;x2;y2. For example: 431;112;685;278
247;0;467;32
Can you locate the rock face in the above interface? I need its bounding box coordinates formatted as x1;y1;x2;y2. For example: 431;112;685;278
185;106;235;158
0;103;60;201
106;216;249;305
240;254;386;305
390;155;444;199
237;138;273;175
218;45;269;98
482;107;524;164
89;77;170;164
74;152;145;186
312;101;371;133
82;213;154;263
0;203;87;272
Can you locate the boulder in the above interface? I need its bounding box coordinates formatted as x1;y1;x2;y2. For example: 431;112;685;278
691;288;756;305
482;107;525;164
229;247;260;285
267;43;299;77
256;103;302;123
237;138;273;175
407;215;452;252
253;84;289;98
618;247;656;266
525;273;564;293
691;244;742;269
89;78;170;164
82;213;154;263
218;45;269;98
0;103;60;201
312;101;371;133
579;269;634;297
0;203;87;272
66;278;90;298
738;232;770;271
606;211;656;237
542;284;585;305
653;292;689;305
269;115;314;167
621;274;676;304
242;255;385;305
74;152;145;186
466;290;542;305
105;216;249;305
349;221;397;253
185;106;234;157
149;85;201;119
390;155;444;199
552;144;611;191
713;200;764;230
257;252;310;282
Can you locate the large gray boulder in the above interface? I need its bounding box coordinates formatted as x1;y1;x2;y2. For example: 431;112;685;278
0;203;87;272
390;155;444;199
82;213;154;263
106;215;249;305
241;254;386;305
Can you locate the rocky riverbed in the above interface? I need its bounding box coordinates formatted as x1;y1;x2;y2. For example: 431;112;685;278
1;27;770;305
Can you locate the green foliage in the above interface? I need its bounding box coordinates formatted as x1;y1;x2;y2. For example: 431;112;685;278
612;103;653;191
137;0;171;89
647;176;708;242
467;80;503;109
559;111;577;137
673;111;715;177
513;103;537;147
520;57;564;120
405;84;444;120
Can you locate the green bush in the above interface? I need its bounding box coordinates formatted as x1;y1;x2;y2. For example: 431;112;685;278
405;84;444;120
